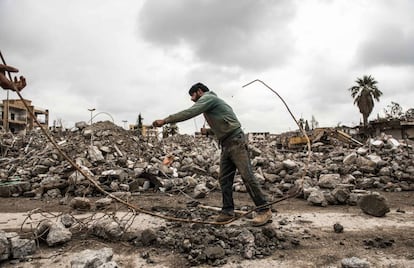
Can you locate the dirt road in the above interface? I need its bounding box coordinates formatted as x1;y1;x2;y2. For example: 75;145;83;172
1;191;413;267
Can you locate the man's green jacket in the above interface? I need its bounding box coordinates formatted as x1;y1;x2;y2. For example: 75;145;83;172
164;91;242;141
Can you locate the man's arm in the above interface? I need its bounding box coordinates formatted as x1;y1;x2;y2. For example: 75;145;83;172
152;95;213;127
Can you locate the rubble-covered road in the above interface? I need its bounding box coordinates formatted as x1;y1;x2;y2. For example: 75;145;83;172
0;191;413;267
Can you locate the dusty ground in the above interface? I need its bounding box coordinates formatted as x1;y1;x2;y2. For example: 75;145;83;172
1;190;414;267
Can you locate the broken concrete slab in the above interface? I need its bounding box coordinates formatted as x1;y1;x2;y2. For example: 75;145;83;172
70;247;115;268
0;180;31;197
358;193;390;217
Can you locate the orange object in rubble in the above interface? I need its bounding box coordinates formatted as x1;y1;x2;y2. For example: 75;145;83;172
162;154;174;166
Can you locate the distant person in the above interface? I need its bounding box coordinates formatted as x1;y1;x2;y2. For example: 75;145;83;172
0;64;26;91
152;82;272;226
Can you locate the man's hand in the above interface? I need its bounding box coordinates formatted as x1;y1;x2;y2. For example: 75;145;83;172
0;64;26;91
12;76;26;91
152;119;166;127
200;127;212;136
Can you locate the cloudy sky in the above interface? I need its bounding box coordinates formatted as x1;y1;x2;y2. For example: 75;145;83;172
1;0;413;135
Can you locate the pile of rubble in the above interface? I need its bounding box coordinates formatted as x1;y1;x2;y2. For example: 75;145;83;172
0;121;413;265
0;206;302;266
0;121;413;205
0;121;220;199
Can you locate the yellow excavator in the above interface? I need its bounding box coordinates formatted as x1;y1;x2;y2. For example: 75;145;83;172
285;127;363;149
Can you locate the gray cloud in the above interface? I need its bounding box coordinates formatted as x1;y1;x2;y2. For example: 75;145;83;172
138;0;296;70
356;25;414;67
1;0;413;134
352;0;414;68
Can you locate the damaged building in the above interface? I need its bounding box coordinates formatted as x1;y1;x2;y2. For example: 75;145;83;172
370;118;414;140
0;98;49;134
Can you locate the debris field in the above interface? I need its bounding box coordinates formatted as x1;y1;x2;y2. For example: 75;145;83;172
0;121;413;267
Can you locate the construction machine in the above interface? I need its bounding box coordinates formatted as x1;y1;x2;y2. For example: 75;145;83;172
280;127;363;149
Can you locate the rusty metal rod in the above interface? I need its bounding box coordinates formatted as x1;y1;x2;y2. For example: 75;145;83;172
242;79;310;195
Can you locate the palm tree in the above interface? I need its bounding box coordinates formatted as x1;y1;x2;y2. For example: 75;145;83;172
348;75;383;127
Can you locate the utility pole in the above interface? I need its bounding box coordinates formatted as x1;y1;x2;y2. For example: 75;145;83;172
88;108;95;146
88;108;96;125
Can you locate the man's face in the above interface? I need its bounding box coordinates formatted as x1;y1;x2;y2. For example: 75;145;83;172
191;89;202;102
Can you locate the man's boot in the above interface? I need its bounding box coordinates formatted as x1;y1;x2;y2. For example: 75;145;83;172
251;209;272;226
215;212;235;222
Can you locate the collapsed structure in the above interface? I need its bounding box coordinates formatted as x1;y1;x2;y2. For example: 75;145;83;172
0;120;413;265
0;120;413;200
0;98;49;134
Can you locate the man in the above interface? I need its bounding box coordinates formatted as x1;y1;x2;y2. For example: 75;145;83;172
0;64;26;91
153;82;272;226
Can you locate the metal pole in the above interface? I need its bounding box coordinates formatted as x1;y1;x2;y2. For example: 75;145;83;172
88;108;95;125
88;108;95;146
0;50;11;132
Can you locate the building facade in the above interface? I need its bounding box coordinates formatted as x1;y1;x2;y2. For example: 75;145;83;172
370;118;414;140
0;99;49;134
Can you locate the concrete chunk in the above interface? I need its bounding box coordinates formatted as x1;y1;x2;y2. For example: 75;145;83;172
358;193;390;217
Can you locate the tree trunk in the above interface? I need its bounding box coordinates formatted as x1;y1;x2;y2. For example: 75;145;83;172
362;113;368;127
